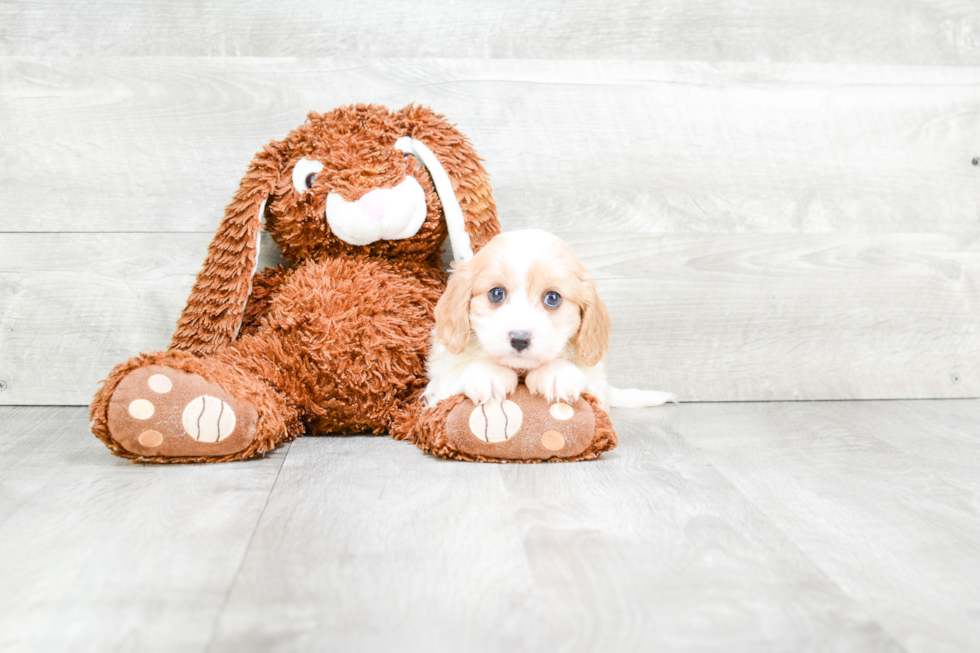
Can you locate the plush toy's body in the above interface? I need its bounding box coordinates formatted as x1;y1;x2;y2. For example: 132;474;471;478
92;105;498;462
90;104;617;464
100;257;445;462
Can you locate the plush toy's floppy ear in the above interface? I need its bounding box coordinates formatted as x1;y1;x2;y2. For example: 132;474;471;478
434;261;474;354
576;278;612;367
396;105;500;260
169;144;282;356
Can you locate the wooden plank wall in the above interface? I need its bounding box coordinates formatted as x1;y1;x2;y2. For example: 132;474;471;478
1;1;978;405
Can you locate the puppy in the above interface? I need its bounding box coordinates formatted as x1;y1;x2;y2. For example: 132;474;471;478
424;229;676;409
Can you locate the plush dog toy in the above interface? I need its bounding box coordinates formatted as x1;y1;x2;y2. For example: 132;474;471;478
89;104;616;463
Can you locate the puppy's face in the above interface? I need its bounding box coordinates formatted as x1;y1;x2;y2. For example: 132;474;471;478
435;230;611;369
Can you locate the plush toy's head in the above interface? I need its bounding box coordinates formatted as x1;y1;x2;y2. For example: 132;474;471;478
261;104;497;262
170;104;500;355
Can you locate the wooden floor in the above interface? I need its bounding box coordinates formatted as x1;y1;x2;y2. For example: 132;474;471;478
1;401;978;652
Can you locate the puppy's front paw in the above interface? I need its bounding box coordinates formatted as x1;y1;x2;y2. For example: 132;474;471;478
459;362;519;405
525;360;588;404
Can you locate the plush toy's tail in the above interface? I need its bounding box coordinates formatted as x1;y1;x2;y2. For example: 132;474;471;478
608;387;679;408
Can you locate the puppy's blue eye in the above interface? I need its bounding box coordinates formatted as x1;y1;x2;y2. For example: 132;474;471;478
543;291;562;308
488;287;506;304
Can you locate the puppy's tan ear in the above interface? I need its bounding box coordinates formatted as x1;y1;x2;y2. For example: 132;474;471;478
434;262;474;354
577;279;612;367
396;105;500;255
169;144;282;355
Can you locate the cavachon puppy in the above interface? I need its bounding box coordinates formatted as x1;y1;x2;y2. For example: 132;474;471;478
424;229;676;409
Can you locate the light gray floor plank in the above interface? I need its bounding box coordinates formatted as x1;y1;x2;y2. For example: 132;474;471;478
208;420;900;652
835;400;980;496
208;435;537;653
491;418;900;653
5;401;980;652
659;400;980;653
0;407;288;653
0;406;93;526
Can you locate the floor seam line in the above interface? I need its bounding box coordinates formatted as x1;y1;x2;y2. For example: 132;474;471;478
202;442;292;653
663;419;912;653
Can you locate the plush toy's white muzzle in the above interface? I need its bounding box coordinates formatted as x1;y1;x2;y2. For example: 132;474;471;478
325;177;427;246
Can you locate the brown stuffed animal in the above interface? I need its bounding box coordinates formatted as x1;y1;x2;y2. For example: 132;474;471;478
89;104;616;463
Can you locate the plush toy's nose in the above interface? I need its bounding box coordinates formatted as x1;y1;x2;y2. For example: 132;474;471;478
356;191;393;222
325;177;427;246
509;331;532;352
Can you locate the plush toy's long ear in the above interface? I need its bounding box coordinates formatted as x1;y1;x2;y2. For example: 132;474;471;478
397;105;500;260
169;144;282;355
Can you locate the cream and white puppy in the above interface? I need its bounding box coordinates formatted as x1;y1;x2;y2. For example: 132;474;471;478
424;229;676;409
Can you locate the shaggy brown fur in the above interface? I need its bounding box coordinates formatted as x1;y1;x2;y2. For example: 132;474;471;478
90;104;499;463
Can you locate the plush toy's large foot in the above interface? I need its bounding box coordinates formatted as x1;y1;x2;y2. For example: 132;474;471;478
91;352;301;463
402;384;617;463
105;365;258;459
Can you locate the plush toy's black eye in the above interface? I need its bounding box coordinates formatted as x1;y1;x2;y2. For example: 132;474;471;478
488;287;507;304
292;158;324;193
543;291;562;308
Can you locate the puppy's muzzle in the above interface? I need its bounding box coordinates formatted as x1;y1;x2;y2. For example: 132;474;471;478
508;331;532;353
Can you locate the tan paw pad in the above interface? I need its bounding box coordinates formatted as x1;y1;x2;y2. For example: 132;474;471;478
549;402;574;420
138;430;164;448
469;399;522;443
541;430;566;451
182;395;236;443
128;399;155;420
147;374;173;393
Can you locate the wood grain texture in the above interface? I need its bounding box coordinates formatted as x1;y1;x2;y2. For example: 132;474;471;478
207;430;900;653
660;400;980;652
2;0;979;65
573;232;980;401
835;399;980;494
0;232;284;406
3;401;979;652
2;57;979;234
2;230;974;404
2;7;978;406
0;405;289;653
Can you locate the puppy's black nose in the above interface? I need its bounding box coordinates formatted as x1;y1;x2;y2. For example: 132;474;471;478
509;331;532;352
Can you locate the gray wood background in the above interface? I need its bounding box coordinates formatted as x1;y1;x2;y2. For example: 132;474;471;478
1;1;978;405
